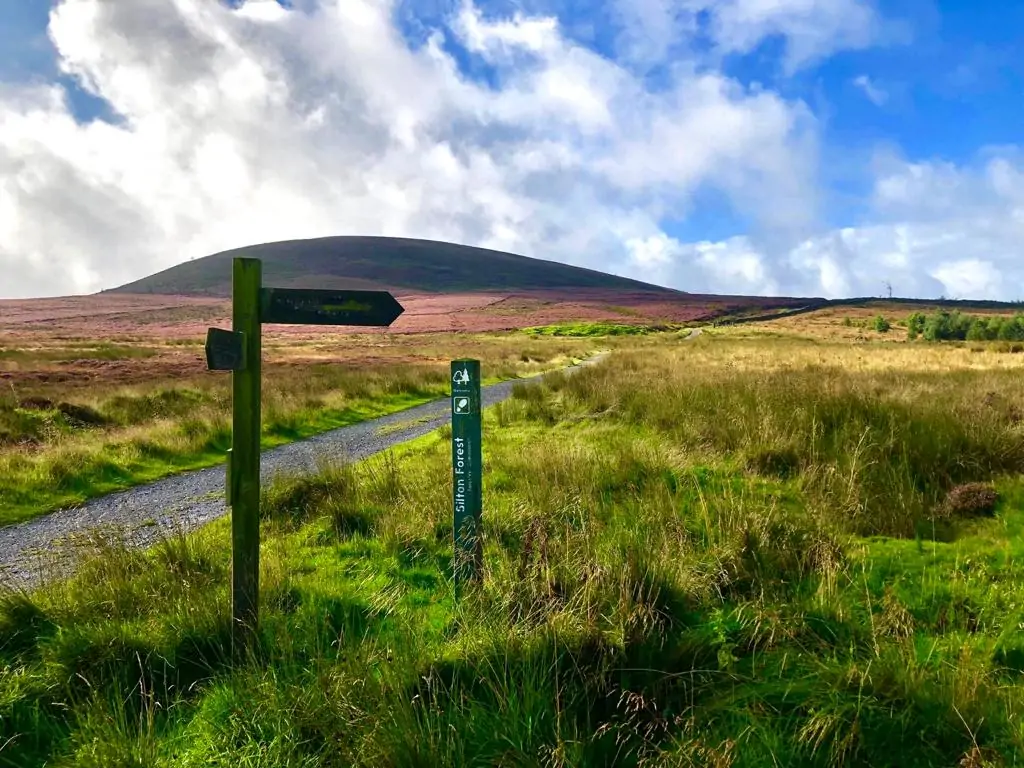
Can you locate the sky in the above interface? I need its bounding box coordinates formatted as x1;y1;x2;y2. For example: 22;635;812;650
0;0;1022;300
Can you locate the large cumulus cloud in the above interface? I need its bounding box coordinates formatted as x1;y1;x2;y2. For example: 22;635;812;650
0;0;1019;300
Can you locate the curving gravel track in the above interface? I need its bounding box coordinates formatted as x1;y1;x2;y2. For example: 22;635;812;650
0;354;611;589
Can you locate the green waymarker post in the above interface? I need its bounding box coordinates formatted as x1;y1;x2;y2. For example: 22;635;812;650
205;257;404;655
231;258;261;656
451;360;483;584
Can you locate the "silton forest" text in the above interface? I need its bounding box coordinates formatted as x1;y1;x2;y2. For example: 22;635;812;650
454;437;467;513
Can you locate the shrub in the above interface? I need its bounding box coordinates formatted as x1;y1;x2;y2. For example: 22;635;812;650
18;397;54;410
873;315;891;333
906;312;927;339
908;311;1024;343
997;316;1024;341
967;318;992;341
923;311;969;341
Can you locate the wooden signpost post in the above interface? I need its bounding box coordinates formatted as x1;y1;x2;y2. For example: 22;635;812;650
451;359;483;584
205;257;404;655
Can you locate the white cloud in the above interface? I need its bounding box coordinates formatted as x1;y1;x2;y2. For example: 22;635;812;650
457;3;560;55
697;0;879;72
623;151;1024;301
0;0;824;298
853;74;887;105
235;0;289;22
931;259;1003;300
626;233;782;296
611;0;693;68
607;0;880;73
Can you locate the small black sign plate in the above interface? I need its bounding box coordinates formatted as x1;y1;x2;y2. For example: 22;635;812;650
205;327;246;371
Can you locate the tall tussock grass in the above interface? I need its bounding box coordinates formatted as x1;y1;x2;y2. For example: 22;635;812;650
538;344;1024;536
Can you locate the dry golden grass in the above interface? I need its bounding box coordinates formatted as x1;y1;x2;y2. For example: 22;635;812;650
709;323;1024;371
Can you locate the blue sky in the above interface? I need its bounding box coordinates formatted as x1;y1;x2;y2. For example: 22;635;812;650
9;1;1021;164
0;1;114;121
0;0;1022;299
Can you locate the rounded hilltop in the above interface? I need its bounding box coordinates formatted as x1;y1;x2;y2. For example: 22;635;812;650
103;236;683;296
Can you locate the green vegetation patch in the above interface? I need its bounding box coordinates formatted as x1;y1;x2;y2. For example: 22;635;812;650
524;321;680;337
0;343;159;364
908;310;1024;342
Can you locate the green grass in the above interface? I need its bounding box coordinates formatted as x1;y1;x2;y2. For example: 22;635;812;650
524;322;681;337
3;341;1024;765
0;343;159;363
0;390;438;527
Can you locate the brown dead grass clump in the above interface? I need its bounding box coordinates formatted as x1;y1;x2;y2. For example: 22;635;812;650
937;483;1000;520
959;745;1005;768
878;587;915;639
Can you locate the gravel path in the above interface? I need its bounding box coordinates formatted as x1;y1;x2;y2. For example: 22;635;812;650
0;354;610;589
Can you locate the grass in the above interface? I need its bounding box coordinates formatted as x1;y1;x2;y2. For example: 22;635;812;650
3;332;1024;765
524;322;682;337
0;332;605;526
0;389;432;527
0;343;159;363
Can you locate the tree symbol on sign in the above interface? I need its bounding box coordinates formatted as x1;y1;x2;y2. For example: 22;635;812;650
453;367;471;385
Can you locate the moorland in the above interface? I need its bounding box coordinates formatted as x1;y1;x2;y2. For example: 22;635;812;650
3;298;1024;766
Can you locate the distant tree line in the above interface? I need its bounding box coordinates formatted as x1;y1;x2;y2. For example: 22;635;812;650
906;310;1024;341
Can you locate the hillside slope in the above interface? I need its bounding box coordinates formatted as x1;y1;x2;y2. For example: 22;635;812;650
105;236;677;296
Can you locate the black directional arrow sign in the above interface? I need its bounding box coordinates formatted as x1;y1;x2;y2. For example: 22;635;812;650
259;288;405;327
